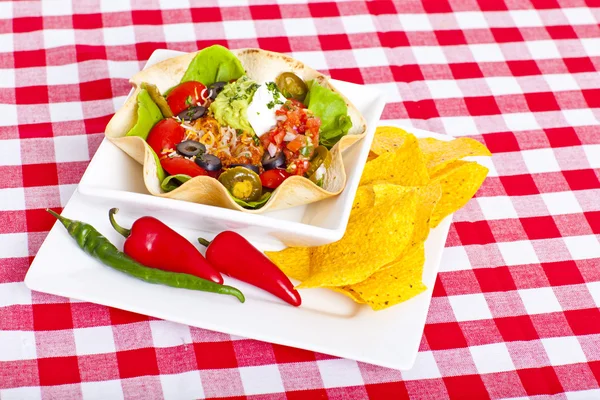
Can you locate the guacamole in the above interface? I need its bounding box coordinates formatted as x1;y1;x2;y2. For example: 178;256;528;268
209;76;259;134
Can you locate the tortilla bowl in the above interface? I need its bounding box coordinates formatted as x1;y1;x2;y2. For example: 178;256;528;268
104;48;367;213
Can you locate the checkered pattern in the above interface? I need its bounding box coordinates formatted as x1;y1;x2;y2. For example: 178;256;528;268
1;0;599;398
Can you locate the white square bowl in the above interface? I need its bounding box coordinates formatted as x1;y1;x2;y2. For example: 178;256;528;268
77;49;387;248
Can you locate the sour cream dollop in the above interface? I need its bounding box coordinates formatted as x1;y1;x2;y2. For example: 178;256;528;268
247;82;286;137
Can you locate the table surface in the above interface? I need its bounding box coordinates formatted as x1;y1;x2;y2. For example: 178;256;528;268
1;0;600;399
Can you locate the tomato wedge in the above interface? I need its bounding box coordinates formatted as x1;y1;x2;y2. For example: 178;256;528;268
160;157;208;177
146;119;185;157
260;169;291;189
166;81;208;115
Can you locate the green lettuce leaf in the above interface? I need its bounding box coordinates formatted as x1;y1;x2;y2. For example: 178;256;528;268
161;174;192;192
305;81;352;149
150;147;167;183
140;82;173;117
232;191;272;209
125;89;163;140
181;45;245;86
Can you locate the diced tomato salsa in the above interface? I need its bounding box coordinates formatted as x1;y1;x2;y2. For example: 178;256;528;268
260;100;321;176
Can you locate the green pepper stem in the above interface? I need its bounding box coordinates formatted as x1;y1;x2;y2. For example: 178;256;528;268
197;238;211;247
108;208;131;238
46;208;70;229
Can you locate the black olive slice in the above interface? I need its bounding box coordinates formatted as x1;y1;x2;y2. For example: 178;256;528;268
195;153;222;171
261;151;286;170
176;140;206;157
178;106;206;122
208;81;227;100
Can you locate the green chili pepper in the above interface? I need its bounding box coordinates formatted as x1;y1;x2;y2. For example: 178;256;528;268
46;209;245;303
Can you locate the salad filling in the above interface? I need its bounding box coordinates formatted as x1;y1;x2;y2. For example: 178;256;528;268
126;45;353;209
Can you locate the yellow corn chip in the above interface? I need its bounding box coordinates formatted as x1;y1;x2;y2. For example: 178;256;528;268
412;183;442;243
370;126;409;156
430;160;489;228
265;247;311;281
370;183;439;242
350;243;427;311
351;185;376;216
329;286;365;303
418;137;491;177
269;128;489;311
367;151;379;162
298;190;418;288
429;159;466;177
365;183;425;270
360;134;429;187
371;183;414;206
375;183;441;273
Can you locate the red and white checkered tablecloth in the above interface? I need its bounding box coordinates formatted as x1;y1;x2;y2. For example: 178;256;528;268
1;0;599;398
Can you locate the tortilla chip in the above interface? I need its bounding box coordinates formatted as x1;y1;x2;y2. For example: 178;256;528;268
430;159;467;177
298;190;418;288
370;126;409;156
412;183;442;243
329;286;365;303
267;128;489;309
369;127;491;178
265;247;311;281
418;137;491;177
351;185;375;216
373;183;440;273
360;134;429;187
371;183;414;206
350;243;427;311
430;160;489;228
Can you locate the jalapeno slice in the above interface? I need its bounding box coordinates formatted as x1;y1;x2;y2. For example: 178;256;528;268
275;72;308;102
304;146;331;182
218;166;263;202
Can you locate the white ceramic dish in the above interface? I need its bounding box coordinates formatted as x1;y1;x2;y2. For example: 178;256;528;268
25;49;460;369
26;182;451;370
26;127;457;370
77;49;386;248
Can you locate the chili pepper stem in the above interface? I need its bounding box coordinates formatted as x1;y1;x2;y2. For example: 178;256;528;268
197;238;212;247
46;208;72;229
108;208;132;238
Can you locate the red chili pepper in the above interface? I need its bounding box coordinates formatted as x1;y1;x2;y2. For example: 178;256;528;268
109;208;223;284
198;232;301;307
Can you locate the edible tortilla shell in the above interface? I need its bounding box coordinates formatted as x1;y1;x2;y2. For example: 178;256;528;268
105;48;367;213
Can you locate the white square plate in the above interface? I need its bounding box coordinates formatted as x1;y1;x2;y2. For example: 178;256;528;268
26;50;458;370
